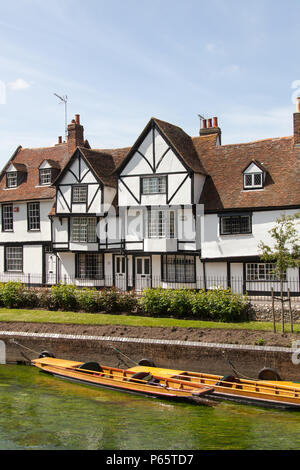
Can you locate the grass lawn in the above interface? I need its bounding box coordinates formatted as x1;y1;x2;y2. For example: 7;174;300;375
0;308;299;333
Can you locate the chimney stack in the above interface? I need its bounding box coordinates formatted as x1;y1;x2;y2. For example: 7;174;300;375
294;98;300;146
67;114;84;155
200;116;221;143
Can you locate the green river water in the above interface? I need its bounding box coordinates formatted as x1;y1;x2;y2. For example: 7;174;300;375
0;364;300;450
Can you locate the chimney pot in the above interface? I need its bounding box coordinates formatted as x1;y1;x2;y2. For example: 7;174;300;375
202;119;207;129
207;118;212;128
213;117;218;127
58;136;62;144
75;114;80;125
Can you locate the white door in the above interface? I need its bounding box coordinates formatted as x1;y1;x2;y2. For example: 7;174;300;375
46;253;57;285
115;255;126;290
135;257;151;291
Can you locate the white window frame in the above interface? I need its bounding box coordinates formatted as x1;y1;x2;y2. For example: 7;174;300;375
5;246;23;272
72;185;87;204
39;168;52;186
142;176;167;195
246;263;286;281
6;172;18;188
2;204;13;232
147;208;175;239
244;172;263;189
71;217;97;243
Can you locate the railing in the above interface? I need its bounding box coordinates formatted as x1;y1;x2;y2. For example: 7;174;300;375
0;272;300;302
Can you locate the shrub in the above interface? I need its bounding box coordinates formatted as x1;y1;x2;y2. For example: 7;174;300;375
117;290;138;314
0;281;26;308
139;288;173;317
50;283;78;311
100;287;120;313
76;288;103;313
140;287;248;322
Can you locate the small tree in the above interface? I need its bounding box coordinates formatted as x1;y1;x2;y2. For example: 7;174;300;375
258;213;300;333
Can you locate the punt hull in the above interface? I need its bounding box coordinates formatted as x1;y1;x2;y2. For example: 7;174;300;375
32;358;214;405
127;366;300;411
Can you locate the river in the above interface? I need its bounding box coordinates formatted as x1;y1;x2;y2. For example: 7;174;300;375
0;364;300;450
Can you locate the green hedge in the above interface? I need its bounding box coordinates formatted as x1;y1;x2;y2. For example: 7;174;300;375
0;282;138;314
0;282;249;322
140;287;249;322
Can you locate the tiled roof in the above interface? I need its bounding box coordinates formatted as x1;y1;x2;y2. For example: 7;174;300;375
79;147;130;187
194;135;300;212
153;118;207;175
0;144;69;203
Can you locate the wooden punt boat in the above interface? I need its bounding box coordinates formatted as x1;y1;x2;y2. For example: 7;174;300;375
126;365;300;410
31;357;214;405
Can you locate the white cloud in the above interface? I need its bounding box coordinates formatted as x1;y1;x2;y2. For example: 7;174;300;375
8;78;31;91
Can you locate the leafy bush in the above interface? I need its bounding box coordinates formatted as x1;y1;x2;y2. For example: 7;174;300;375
50;283;78;311
139;288;173;316
0;281;26;308
76;288;103;313
117;290;139;314
140;287;248;322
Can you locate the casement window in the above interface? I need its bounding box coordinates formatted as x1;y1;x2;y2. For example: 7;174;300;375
246;263;286;281
39;168;53;186
220;214;252;235
2;204;13;231
27;202;40;231
72;185;87;203
147;208;175;238
76;253;104;279
6;172;18;188
142;176;167;195
244;172;263;189
162;255;195;283
5;246;23;272
71;217;97;243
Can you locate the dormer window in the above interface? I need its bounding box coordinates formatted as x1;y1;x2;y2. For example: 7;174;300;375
244;172;263;189
6;172;17;188
243;161;265;190
38;160;60;186
5;163;27;189
39;168;52;186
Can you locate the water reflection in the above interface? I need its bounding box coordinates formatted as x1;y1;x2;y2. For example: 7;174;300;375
0;365;300;450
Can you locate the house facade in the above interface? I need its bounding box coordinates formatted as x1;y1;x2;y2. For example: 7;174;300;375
1;104;300;295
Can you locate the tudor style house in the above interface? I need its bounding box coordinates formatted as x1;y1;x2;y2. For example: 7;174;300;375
1;101;300;296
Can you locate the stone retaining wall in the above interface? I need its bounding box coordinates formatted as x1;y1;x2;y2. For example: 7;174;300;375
1;330;299;381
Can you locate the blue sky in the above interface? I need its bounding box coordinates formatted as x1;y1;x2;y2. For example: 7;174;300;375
0;0;300;167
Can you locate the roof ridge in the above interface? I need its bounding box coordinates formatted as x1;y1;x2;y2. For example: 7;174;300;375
219;135;292;148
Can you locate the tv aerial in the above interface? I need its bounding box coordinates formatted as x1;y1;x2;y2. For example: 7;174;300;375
54;93;68;141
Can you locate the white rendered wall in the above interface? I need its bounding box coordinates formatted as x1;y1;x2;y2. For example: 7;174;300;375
0;200;52;242
202;209;300;259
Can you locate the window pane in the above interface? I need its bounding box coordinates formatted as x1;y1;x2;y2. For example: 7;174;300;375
72;186;87;203
77;253;103;279
148;209;175;238
254;173;262;186
7;172;17;188
2;204;13;231
136;258;143;274
142;176;166;194
221;215;251;235
28;203;40;230
71;217;97;242
246;263;286;281
6;247;23;272
40;169;52;185
162;255;195;283
144;258;150;275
